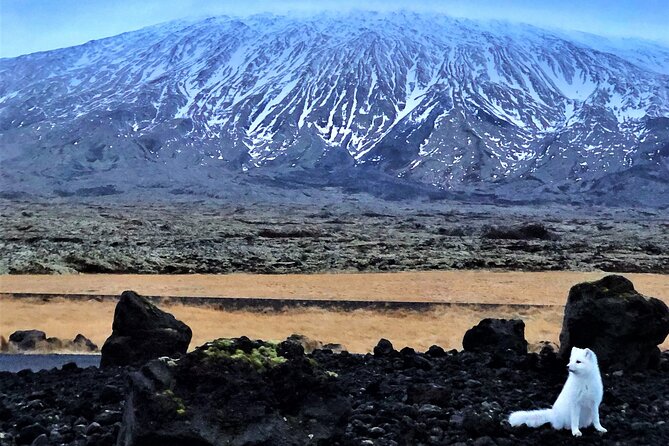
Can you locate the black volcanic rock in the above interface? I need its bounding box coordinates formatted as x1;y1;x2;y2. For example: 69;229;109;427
373;338;396;357
72;334;98;352
406;383;452;407
0;363;127;446
425;344;446;357
17;423;48;445
558;275;669;371
462;318;528;354
8;330;47;351
100;290;192;368
117;338;350;446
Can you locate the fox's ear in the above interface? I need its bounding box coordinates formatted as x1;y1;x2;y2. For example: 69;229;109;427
584;348;593;358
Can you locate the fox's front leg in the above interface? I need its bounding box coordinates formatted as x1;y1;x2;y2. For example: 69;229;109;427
570;405;582;437
592;405;607;433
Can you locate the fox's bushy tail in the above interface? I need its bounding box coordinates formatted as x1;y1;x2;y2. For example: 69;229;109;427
509;409;553;428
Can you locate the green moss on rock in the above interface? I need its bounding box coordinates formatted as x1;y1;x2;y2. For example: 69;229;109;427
158;389;187;416
202;338;287;371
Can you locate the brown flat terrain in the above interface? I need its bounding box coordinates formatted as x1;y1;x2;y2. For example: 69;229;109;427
2;271;668;304
1;271;668;352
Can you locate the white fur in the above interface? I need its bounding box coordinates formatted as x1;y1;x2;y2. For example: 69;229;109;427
509;347;607;437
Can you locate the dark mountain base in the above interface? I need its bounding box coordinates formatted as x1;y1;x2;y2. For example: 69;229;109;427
2;198;667;274
0;344;667;445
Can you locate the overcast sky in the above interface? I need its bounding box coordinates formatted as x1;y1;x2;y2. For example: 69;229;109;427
2;0;669;58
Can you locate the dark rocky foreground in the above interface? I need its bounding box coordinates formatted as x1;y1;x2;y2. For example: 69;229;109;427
0;340;668;446
0;364;126;446
2;200;668;274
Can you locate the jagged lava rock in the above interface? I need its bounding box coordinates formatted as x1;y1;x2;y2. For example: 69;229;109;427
100;290;192;368
462;318;528;354
558;275;669;371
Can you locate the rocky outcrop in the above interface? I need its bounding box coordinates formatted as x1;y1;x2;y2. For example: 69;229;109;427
558;275;669;371
8;330;47;350
100;291;192;368
5;330;98;353
117;337;351;446
462;318;528;354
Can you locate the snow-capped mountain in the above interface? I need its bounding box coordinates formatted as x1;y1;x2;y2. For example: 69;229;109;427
1;11;668;205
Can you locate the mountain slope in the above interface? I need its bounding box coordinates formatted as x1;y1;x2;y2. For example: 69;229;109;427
1;11;668;205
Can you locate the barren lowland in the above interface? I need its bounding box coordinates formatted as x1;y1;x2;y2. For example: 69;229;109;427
1;199;667;274
2;271;668;353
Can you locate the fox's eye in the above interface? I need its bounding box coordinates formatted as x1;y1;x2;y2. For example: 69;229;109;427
575;360;582;364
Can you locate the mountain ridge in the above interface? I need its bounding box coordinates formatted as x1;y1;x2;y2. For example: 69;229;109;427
1;11;668;206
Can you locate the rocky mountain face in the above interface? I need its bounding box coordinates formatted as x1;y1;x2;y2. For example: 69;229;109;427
1;11;668;205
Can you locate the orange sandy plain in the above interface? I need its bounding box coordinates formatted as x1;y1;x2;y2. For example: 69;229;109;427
1;271;668;352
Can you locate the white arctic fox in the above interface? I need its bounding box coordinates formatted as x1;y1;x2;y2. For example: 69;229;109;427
509;347;607;437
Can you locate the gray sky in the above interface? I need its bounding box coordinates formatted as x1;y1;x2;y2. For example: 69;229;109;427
2;0;669;58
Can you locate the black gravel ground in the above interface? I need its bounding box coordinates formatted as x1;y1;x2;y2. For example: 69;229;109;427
0;342;667;446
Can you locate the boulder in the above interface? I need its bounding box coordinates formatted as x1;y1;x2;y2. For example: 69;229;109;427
425;345;446;357
100;291;192;368
373;338;396;357
8;330;46;350
285;333;323;353
72;334;98;352
558;275;669;371
462;319;527;354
